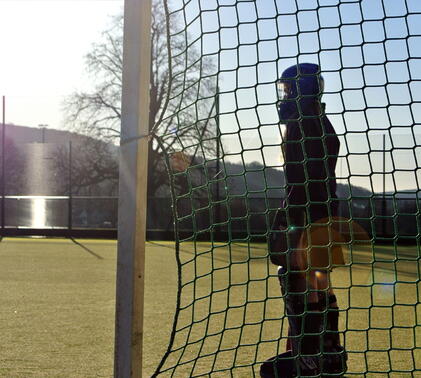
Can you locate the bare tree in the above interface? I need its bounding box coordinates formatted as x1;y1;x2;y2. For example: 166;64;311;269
51;138;118;196
3;136;25;195
64;3;217;196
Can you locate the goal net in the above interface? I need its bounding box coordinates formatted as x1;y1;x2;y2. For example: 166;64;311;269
150;0;421;376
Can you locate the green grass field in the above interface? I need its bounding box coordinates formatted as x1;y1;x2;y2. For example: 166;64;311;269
0;238;419;377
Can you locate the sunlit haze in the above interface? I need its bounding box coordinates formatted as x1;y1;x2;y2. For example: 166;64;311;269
1;0;420;193
0;0;122;128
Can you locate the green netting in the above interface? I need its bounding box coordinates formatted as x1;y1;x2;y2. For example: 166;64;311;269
149;0;421;376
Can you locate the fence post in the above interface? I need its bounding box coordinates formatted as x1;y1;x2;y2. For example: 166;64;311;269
382;133;387;237
1;96;5;232
114;0;152;377
68;141;72;233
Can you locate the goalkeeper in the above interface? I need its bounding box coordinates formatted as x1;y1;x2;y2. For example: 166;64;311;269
261;63;347;377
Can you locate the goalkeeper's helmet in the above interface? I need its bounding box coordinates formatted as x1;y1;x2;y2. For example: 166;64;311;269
277;63;324;122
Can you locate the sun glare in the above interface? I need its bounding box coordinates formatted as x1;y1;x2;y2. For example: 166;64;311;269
31;197;46;228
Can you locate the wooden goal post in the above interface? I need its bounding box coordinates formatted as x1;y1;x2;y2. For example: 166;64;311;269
114;0;152;377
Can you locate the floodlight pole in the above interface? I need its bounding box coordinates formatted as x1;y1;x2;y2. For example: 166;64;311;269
1;96;5;232
382;133;386;237
68;141;72;232
114;0;152;377
215;86;221;239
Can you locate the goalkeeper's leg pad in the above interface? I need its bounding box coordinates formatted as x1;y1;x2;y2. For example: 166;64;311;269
260;351;295;378
277;272;347;376
321;298;348;376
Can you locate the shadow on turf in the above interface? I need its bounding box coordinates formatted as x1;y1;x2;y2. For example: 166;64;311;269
70;238;104;260
148;241;253;263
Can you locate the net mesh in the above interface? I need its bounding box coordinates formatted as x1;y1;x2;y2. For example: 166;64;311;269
150;0;421;376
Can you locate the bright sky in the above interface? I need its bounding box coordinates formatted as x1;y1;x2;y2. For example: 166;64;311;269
0;0;122;128
1;0;420;193
186;0;421;192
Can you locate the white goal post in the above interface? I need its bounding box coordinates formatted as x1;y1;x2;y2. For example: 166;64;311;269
114;0;152;377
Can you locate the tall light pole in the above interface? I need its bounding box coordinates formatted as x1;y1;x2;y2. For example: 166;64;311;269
68;141;72;233
215;85;221;239
382;133;387;237
1;96;5;231
38;124;48;143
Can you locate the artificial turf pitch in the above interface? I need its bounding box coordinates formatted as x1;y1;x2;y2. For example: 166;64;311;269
0;238;419;377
